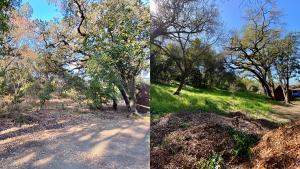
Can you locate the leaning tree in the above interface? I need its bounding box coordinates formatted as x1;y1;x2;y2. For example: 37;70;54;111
227;1;281;98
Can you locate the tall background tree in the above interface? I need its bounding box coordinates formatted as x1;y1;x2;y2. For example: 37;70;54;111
226;1;281;98
151;0;222;95
227;0;300;102
272;33;300;103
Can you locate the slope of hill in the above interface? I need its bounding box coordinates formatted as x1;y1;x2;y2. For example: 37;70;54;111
151;84;300;168
151;83;299;123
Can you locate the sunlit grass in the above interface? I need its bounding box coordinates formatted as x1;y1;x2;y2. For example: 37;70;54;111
151;83;279;120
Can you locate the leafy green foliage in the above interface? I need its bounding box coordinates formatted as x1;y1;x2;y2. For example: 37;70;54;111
152;39;242;91
0;71;6;95
0;0;21;54
196;153;224;169
38;83;54;108
85;79;118;110
228;128;259;160
0;0;149;115
0;0;11;33
2;67;34;105
85;56;120;110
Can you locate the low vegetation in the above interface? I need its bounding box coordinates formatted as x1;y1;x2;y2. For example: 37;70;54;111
228;127;259;161
151;83;281;121
196;153;224;169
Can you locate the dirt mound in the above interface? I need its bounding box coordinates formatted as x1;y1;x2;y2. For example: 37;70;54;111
151;112;278;169
245;120;300;169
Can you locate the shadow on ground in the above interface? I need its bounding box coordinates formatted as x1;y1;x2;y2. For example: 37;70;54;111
0;105;150;169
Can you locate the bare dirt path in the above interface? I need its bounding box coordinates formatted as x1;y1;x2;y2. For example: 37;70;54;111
271;100;300;123
0;111;150;169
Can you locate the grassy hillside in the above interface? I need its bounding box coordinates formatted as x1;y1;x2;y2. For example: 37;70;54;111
151;83;281;120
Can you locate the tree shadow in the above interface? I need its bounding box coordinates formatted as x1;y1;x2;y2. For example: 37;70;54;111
0;115;150;169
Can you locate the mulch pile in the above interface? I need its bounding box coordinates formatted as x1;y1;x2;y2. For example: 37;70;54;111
150;112;295;169
244;120;300;169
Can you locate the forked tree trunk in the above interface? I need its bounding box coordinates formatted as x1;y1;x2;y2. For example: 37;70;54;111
117;79;141;117
127;77;143;118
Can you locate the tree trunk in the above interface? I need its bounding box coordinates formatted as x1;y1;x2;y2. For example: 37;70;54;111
248;69;273;98
174;75;186;95
118;86;131;111
267;71;275;98
283;79;290;104
252;73;272;97
113;99;118;110
283;87;289;104
261;81;273;98
244;68;274;98
128;76;137;113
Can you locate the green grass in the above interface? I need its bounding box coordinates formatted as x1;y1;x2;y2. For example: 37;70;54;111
151;83;280;120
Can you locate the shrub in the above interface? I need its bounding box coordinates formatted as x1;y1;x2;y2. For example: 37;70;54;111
188;68;204;88
248;85;259;93
85;79;119;110
38;84;53;109
11;91;25;105
196;153;224;169
228;128;259;161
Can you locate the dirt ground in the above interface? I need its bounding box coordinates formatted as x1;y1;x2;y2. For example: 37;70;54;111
0;99;150;169
151;112;299;169
271;100;300;123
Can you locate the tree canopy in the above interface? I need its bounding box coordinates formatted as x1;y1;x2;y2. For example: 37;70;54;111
0;0;150;114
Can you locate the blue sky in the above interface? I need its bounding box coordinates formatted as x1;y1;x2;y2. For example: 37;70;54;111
22;0;62;20
22;0;298;83
22;0;300;31
22;0;149;21
24;0;299;32
216;0;300;32
215;0;300;84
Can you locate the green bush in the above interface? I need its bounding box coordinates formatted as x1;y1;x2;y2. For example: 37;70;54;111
38;84;53;108
188;68;204;88
85;80;118;110
228;128;259;160
12;91;25;104
196;153;223;169
0;74;5;95
248;85;259;93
